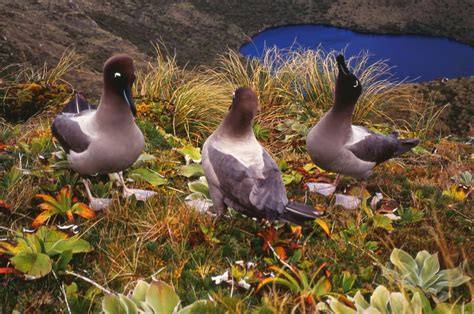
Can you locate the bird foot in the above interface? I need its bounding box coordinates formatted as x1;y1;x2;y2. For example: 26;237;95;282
334;193;361;209
306;182;337;196
89;197;113;211
123;189;157;201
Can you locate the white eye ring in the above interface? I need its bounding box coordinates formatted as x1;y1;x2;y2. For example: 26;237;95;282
114;72;122;78
353;80;359;88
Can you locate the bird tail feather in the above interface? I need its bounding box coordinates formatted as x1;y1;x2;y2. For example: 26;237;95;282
394;138;419;156
279;201;324;225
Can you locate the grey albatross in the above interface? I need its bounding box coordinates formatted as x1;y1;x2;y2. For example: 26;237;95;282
202;87;323;225
51;54;156;210
306;55;419;207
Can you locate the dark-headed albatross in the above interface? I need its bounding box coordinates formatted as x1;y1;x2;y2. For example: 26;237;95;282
202;87;323;225
306;55;419;207
51;54;155;210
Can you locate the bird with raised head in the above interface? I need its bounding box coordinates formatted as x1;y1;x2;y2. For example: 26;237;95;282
306;55;419;208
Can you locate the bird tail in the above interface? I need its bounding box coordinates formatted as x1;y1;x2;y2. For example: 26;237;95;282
394;138;420;156
61;94;97;115
279;201;324;225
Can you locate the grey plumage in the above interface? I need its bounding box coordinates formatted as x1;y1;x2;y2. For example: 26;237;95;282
51;55;144;176
306;55;419;180
202;87;322;225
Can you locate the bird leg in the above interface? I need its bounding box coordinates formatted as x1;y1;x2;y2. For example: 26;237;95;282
117;172;157;201
82;178;113;211
306;174;341;196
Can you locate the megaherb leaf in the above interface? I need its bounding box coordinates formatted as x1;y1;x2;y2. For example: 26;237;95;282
176;145;201;163
129;168;167;186
0;226;92;279
102;279;211;314
11;252;52;279
178;163;204;178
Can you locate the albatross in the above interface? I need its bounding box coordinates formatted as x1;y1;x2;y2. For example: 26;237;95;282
51;54;155;210
202;87;323;225
306;55;419;207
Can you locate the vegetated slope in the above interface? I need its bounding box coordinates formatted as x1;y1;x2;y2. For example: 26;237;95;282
1;0;473;88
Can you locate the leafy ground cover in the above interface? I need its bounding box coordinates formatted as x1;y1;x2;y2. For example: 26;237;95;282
0;48;472;313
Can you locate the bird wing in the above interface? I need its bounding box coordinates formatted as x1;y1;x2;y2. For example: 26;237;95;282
345;126;399;164
207;146;287;217
51;115;91;153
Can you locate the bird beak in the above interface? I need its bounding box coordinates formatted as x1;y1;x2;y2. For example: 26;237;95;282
123;86;136;116
336;55;350;77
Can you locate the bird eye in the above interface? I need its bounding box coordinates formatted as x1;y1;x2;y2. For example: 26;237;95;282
114;72;122;78
232;92;235;100
353;80;359;88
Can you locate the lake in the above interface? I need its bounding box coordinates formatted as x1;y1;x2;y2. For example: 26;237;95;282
239;25;474;82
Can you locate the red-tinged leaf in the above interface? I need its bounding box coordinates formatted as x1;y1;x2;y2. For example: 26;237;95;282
66;211;74;222
0;267;20;275
0;199;11;209
38;203;54;211
32;211;53;228
0;240;19;255
315;218;331;238
64;186;71;199
0;144;8;150
290;225;302;238
36;194;56;202
72;203;95;219
256;277;297;293
275;246;287;261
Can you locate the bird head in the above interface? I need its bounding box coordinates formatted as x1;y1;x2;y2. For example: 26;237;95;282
103;54;137;116
335;55;362;108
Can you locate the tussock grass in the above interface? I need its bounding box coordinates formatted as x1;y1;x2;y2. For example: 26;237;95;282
133;46;230;142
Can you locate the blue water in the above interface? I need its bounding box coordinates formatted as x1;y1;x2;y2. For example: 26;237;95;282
239;25;474;82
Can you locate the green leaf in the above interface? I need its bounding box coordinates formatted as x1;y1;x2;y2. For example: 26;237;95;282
179;300;218;314
178;163;204;178
55;249;73;271
102;294;128;314
389;292;409;314
370;285;390;313
342;271;357;292
419;252;440;286
146;280;180;314
328;297;357;314
373;214;394;232
353;291;370;310
133;153;157;166
48;238;92;256
177;145;201;163
390;248;418;285
436;268;471;288
434;302;472;314
11;252;52;279
188;177;210;199
129;168;167;186
131;280;149;304
414;250;431;270
118;294;138;314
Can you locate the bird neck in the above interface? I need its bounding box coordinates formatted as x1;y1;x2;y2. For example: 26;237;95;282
332;97;356;117
96;90;135;126
220;114;254;139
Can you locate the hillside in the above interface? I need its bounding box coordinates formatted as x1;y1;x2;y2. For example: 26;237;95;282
1;0;473;95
